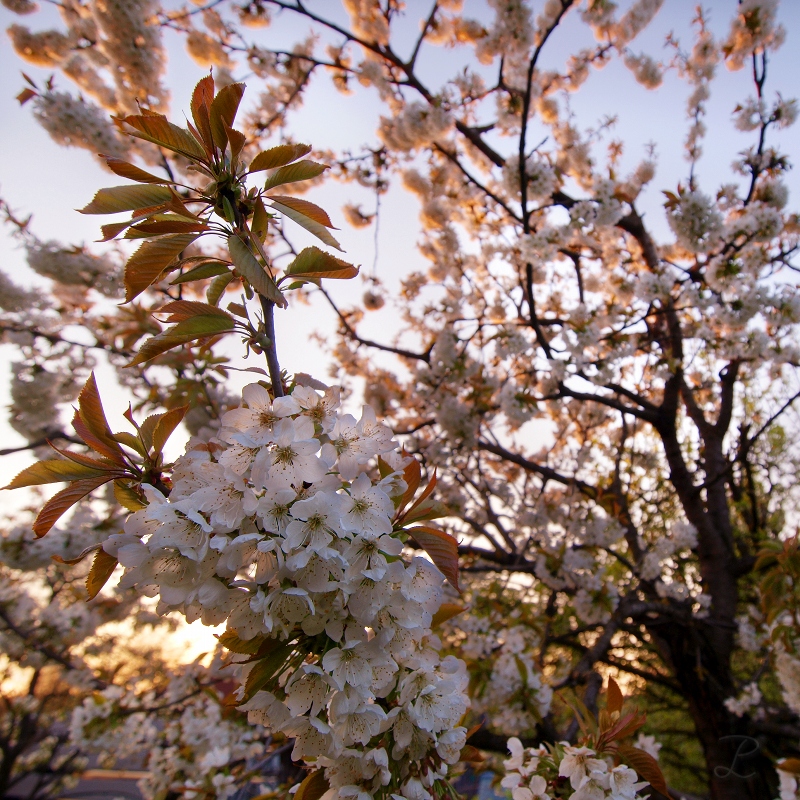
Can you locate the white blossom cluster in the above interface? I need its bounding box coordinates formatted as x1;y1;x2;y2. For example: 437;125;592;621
723;681;763;718
622;52;662;89
32;91;130;161
0;269;37;313
502;737;649;800
452;614;552;737
666;190;723;253
779;768;800;800
70;666;267;800
379;102;453;153
501;155;557;202
25;239;122;298
722;0;785;71
9;362;84;442
776;650;800;716
100;382;470;800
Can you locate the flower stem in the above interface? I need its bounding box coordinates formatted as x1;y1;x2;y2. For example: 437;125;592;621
259;294;284;397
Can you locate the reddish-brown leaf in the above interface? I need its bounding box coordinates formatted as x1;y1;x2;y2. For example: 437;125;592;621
431;603;466;628
268;198;342;250
403;469;438;519
283;247;359;281
218;630;268;655
191;74;215;150
166;189;200;220
395;456;422;516
225;121;246;163
459;746;485;763
209;82;245;150
116;113;206;160
124;233;199;302
47;442;122;471
264;160;329;191
131;219;208;235
406;524;460;592
128;314;235;366
248;143;312;173
3;459;107;489
267;194;335;227
75;374;126;465
33;475;113;537
151;405;188;456
158;300;235;322
294;770;329;800
79;185;172;215
86;548;119;600
51;543;101;565
779;758;800;776
16;87;37;106
103;157;173;184
615;744;669;795
607;677;624;715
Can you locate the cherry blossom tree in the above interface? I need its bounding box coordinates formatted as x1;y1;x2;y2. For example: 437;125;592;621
2;2;800;799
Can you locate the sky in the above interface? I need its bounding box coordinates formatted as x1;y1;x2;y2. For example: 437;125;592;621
0;1;799;639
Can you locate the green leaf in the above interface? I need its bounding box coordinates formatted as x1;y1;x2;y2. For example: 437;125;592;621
4;459;107;489
406;525;460;592
112;431;147;456
124;233;199;302
227;235;286;307
129;314;235;366
284;246;359;281
114;480;147;512
251;197;271;244
207;271;234;305
269;198;342;251
248;143;312;173
170;260;230;284
209;83;245;150
242;639;294;702
264;160;328;190
79;185;172;215
33;475;114;537
86;549;119;600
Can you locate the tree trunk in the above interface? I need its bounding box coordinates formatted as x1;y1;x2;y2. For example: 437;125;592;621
647;610;777;798
650;400;777;797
